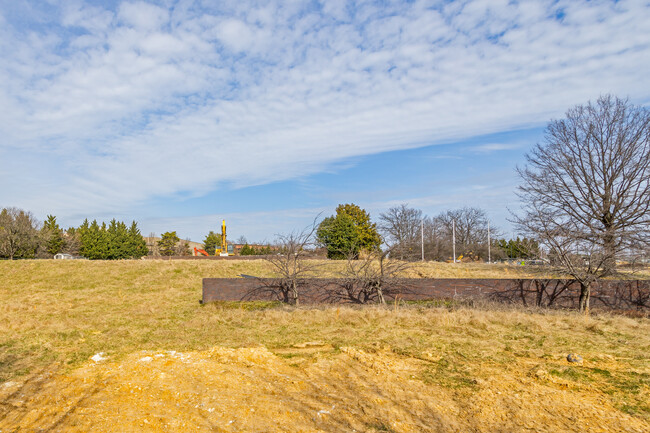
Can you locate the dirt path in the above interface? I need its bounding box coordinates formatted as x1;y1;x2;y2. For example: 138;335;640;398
1;346;648;432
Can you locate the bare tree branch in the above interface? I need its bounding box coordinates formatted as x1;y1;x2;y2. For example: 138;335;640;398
247;216;322;305
513;95;650;312
323;247;412;305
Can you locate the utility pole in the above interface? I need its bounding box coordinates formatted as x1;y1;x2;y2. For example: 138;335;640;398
452;219;456;263
487;221;491;263
421;219;424;262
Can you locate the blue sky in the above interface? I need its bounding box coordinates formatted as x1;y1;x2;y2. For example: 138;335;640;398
1;0;649;243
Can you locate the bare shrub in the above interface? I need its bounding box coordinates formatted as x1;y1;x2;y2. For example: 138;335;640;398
246;219;321;305
323;249;412;305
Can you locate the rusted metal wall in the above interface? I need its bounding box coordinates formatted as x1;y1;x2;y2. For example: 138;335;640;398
202;278;649;311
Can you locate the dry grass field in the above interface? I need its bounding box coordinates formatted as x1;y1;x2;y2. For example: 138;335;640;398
0;259;649;432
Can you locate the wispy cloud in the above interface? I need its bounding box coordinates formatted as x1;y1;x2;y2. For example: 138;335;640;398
1;0;649;222
466;143;523;153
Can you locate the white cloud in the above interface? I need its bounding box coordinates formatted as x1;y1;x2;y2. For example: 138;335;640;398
320;0;351;22
214;18;255;52
63;3;114;32
0;0;649;222
118;2;169;30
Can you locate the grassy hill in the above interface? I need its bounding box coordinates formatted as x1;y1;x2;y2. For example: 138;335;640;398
0;259;648;431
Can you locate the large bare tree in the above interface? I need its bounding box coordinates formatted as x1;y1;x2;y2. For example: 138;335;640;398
379;204;422;260
433;207;496;261
514;95;650;312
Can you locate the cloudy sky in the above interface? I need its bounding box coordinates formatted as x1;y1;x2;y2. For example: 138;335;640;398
1;0;649;242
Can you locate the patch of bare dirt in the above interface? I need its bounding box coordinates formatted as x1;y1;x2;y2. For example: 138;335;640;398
0;346;647;432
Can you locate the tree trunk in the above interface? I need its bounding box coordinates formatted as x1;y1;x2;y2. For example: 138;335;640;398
601;226;617;276
535;280;544;307
376;283;386;305
517;280;528;307
578;282;591;314
291;280;299;306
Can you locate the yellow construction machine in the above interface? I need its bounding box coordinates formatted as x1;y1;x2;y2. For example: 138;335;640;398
215;219;234;256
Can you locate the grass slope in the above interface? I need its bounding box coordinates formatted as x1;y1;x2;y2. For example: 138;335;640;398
0;259;648;431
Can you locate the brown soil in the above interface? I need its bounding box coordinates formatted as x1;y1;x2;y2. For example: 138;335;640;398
1;346;648;433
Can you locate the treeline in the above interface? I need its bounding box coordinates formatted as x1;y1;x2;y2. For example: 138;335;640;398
496;238;540;260
0;207;147;260
74;219;148;259
316;203;537;262
239;244;273;255
378;205;499;261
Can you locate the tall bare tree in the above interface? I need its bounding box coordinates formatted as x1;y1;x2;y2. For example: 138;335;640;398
177;238;192;256
379;205;497;261
421;216;445;261
379;204;423;260
514;95;650;312
62;227;81;256
433;207;496;261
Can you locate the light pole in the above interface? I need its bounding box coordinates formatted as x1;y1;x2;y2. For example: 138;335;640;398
421;219;424;261
487;221;491;263
452;219;456;263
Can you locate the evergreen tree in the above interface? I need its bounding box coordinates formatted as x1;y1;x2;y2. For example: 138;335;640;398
78;219;90;257
81;220;108;260
100;222;109;259
239;243;254;255
202;231;220;255
106;219;120;259
158;231;180;256
317;204;381;259
497;237;540;259
127;221;148;258
317;213;362;259
239;243;273;255
78;219;89;237
335;204;381;252
78;218;147;259
42;214;64;256
107;219;130;259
